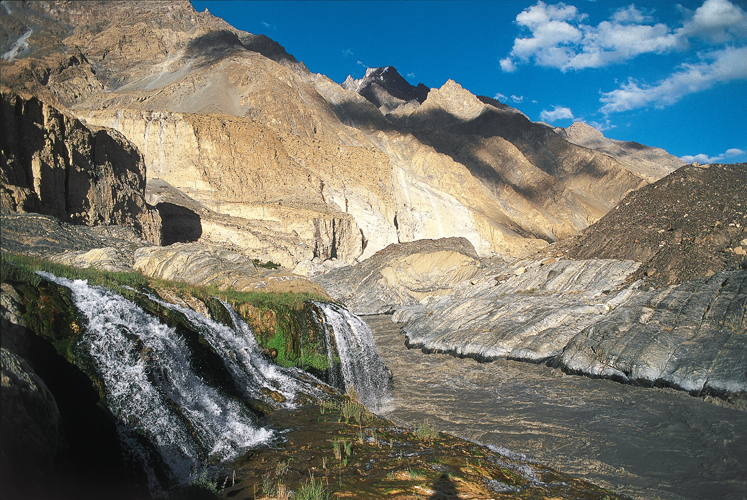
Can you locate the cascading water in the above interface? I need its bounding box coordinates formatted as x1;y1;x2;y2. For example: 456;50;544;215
37;272;393;495
313;302;392;412
38;274;285;493
145;293;326;405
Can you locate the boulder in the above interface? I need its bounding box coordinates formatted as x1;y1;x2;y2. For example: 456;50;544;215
315;237;483;314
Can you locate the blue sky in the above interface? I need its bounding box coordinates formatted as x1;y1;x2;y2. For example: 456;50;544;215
191;0;747;164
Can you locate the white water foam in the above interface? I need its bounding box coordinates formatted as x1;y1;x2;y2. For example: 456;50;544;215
40;274;274;489
314;302;391;412
146;293;327;406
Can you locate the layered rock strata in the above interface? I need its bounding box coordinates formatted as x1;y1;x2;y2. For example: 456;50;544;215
0;213;330;297
314;237;484;314
394;259;747;398
133;243;330;297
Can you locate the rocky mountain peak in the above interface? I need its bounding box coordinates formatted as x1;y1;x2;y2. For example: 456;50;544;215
342;65;429;113
564;121;604;142
415;79;487;122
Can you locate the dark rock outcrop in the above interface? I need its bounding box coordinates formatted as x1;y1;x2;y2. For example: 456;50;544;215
0;92;162;244
342;66;429;113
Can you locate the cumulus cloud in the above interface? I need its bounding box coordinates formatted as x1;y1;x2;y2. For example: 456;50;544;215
500;0;747;115
501;1;681;72
540;105;574;122
677;0;747;43
589;119;615;131
680;148;746;164
501;0;747;72
494;93;526;104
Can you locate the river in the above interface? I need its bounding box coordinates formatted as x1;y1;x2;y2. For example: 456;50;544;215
365;315;747;500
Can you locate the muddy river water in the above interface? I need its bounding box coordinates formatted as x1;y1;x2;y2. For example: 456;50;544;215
365;315;747;500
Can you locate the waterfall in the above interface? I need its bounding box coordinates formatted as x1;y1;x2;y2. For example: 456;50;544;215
37;272;392;494
313;302;392;413
145;293;326;405
39;274;279;491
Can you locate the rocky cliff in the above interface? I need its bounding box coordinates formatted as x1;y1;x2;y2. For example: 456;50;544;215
320;164;747;401
0;92;161;243
1;0;682;269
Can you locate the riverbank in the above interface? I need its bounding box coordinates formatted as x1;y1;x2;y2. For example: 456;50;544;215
221;398;624;499
367;315;747;500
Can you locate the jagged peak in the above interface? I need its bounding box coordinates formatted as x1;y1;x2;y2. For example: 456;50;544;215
416;79;486;122
342;66;429;107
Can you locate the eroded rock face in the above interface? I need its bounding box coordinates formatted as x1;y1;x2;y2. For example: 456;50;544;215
394;258;642;362
393;258;747;398
563;163;747;287
0;92;161;244
314;237;484;314
557;122;685;182
1;2;679;267
555;270;747;396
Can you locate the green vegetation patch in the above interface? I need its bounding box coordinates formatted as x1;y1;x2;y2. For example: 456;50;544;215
2;251;341;382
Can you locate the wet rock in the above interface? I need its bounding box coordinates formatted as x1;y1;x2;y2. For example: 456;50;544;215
395;259;747;398
555;270;747;396
395;259;641;363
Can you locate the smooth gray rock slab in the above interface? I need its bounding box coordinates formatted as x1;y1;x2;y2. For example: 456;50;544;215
556;270;747;396
395;258;747;397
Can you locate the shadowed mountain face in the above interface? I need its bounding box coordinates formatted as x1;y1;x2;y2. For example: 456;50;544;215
1;0;683;270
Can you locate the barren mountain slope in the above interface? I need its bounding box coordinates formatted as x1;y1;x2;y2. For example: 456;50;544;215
1;0;681;268
562;162;747;287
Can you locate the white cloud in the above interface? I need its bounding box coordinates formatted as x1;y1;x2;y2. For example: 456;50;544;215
407;72;416;79
494;93;525;104
497;0;747;118
677;0;747;44
589;119;615;131
342;48;354;57
680;147;746;164
540;105;574;122
261;21;276;30
501;1;682;72
599;45;747;113
499;57;517;72
500;0;747;74
612;5;651;24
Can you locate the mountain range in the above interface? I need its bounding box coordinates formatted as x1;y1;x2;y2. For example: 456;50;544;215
1;0;685;270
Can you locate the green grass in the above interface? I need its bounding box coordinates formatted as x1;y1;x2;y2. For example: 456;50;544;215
414;419;440;442
295;474;331;500
1;251;333;373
